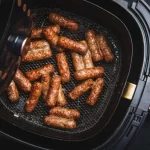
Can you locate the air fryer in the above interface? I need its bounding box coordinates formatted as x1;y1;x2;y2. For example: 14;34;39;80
0;0;149;150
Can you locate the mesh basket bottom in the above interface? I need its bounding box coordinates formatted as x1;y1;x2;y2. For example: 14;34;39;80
0;7;121;135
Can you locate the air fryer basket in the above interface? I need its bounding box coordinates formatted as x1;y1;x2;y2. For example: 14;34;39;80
0;0;133;141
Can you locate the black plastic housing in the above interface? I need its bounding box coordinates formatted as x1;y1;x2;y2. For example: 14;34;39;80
0;0;133;141
0;0;149;150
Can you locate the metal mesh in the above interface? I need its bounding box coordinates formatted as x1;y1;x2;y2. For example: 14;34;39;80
0;7;121;135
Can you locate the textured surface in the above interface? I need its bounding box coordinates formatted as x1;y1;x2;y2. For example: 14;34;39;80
0;7;121;135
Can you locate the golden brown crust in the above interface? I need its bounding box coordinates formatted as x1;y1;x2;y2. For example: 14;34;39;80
86;78;104;106
56;52;70;83
29;40;50;50
31;28;43;39
81;41;94;69
31;25;60;39
74;67;104;81
46;75;61;107
96;35;115;62
71;52;85;71
22;46;52;62
25;64;55;81
43;26;59;46
43;27;64;52
57;84;67;106
58;36;88;55
7;80;19;102
85;30;103;62
14;69;31;92
49;107;80;120
49;13;79;31
41;74;51;101
83;49;94;69
68;79;94;100
50;24;61;34
25;82;42;112
44;115;76;129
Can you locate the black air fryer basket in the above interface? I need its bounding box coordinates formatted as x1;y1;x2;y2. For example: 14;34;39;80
0;0;149;150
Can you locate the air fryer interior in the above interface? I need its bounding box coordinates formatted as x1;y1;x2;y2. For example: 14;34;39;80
0;0;144;143
0;0;145;149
